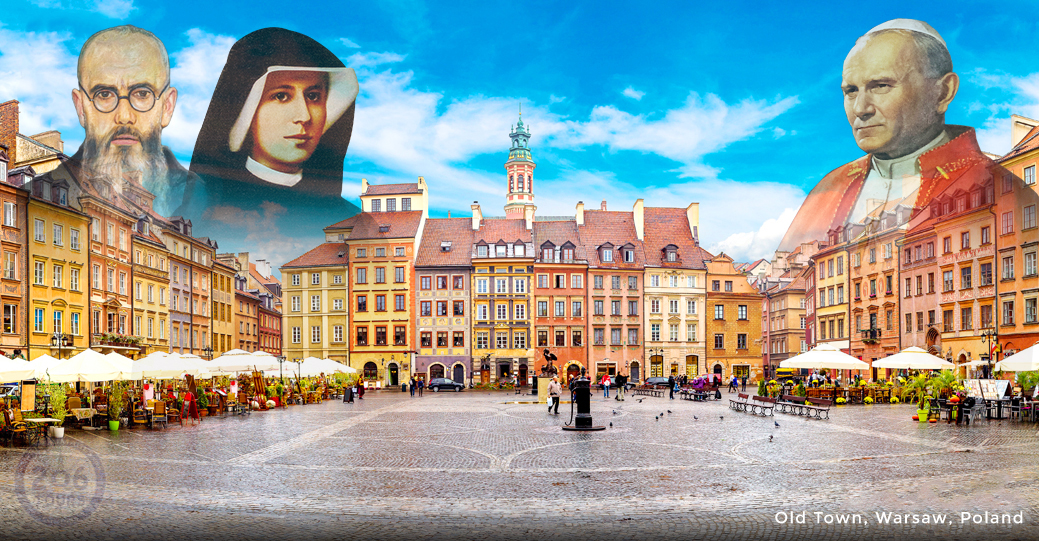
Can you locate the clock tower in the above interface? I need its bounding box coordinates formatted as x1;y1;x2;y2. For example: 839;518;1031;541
504;109;536;219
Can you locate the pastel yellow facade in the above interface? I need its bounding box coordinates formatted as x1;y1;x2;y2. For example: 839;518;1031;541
26;196;89;360
282;259;350;365
131;229;170;356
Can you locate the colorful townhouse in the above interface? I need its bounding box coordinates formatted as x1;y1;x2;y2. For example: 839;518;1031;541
532;218;588;378
25;173;87;360
705;253;763;381
211;259;236;356
643;203;710;379
280;242;350;364
578;201;646;382
129;214;169;356
414;218;473;384
329;179;426;385
469;203;534;385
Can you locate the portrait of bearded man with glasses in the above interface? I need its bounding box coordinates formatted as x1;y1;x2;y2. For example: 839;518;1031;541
41;25;203;217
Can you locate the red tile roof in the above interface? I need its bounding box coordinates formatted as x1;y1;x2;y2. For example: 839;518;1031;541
282;242;349;268
364;183;421;196
1000;124;1039;163
532;220;587;261
642;207;711;270
415;218;474;267
324;210;424;240
473;218;532;244
578;210;645;269
249;262;281;286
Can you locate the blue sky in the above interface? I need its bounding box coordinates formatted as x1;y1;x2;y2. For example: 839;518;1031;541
2;0;1039;267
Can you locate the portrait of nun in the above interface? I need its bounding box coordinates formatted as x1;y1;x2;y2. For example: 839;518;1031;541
187;27;360;227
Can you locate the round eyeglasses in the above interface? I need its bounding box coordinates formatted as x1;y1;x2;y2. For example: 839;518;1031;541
79;83;169;113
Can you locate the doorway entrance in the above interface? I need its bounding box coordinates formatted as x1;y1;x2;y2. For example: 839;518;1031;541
650;355;663;377
685;355;698;377
566;364;581;385
453;364;465;384
630;361;640;383
518;364;527;386
498;362;511;381
388;363;399;386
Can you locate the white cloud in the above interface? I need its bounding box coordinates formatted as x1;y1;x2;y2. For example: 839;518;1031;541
339;37;361;49
205;202;319;269
92;0;135;19
549;94;566;104
709;206;800;262
165;28;237;157
622;86;645;101
544;93;800;178
968;69;1039;156
345;51;406;69
28;0;135;19
0;27;80;137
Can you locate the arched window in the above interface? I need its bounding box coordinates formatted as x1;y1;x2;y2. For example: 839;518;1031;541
517;175;524;192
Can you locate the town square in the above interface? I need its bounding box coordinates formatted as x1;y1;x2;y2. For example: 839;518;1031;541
1;0;1039;540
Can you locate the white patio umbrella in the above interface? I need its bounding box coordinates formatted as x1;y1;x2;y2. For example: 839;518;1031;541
871;347;955;370
250;351;282;372
995;342;1039;372
132;354;205;379
779;347;870;371
139;350;169;361
209;349;261;373
26;354;63;380
322;359;353;373
48;349;134;382
296;357;327;377
0;356;33;381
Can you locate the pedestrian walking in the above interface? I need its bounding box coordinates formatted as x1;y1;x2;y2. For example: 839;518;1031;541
600;372;611;398
357;379;365;399
547;377;562;414
417;378;424;395
410;377;416;397
615;372;627;401
729;375;737;393
668;375;676;400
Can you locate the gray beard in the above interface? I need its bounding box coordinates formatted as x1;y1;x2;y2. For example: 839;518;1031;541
81;126;169;202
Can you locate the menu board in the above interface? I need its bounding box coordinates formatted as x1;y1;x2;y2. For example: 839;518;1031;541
964;379;1010;399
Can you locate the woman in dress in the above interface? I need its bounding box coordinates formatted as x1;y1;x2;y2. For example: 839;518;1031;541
187;28;359;234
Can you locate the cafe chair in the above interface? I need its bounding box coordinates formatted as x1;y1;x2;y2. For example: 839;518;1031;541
150;401;167;429
165;401;181;424
5;409;38;445
132;406;149;428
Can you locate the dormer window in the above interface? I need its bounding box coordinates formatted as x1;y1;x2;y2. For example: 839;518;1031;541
477;245;488;257
495;244;507;257
514;244;524;257
602;249;613;262
624;250;634;263
563;248;574;261
440;241;452;252
542;248;553;260
666;250;677;262
379;225;389;233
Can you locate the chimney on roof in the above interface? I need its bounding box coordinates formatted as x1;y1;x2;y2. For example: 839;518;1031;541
633;198;644;240
575;201;584;226
471;201;482;231
0;100;19;165
361;177;369;196
1012;114;1039;148
524;204;535;231
686;202;699;241
600;200;607;211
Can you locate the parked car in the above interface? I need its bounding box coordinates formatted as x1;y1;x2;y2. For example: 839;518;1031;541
607;376;636;391
428;378;464;392
0;384;18;399
643;377;671;387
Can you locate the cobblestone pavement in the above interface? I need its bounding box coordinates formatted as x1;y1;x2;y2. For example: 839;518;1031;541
1;389;1038;541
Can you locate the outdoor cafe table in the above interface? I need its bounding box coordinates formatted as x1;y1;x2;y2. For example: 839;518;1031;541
25;417;62;439
70;408;97;427
986;398;1011;419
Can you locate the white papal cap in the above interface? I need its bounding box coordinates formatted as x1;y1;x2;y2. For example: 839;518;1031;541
866;19;947;49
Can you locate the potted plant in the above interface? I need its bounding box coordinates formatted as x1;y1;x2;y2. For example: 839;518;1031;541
901;373;931;422
793;382;806;397
197;392;209;416
48;384;68;438
1016;371;1038;397
931;370;959;399
756;379;767;397
863;396;874;405
835;397;847;405
107;383;125;431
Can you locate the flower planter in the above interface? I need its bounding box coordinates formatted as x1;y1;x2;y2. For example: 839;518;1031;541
48;426;64;438
916;409;928;423
108;420;120;431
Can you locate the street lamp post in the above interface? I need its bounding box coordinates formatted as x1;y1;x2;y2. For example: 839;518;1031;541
202;346;214;360
277;355;286;384
980;328;998;379
51;331;72;360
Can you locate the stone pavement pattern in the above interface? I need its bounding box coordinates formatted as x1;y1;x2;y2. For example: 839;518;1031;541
1;390;1037;541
